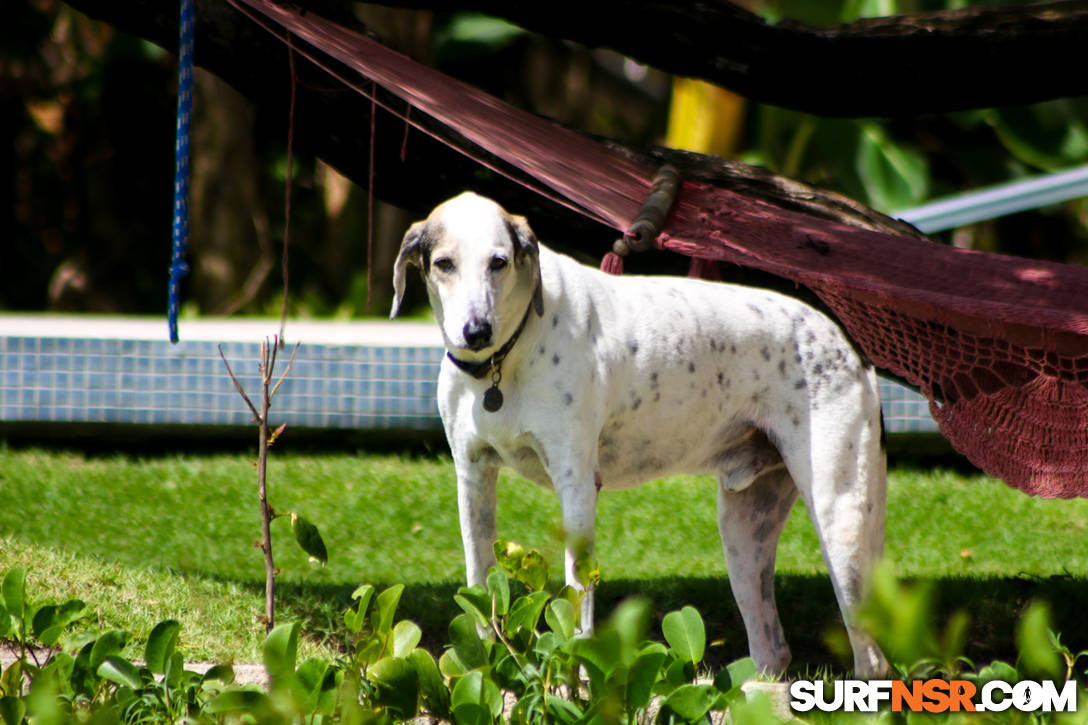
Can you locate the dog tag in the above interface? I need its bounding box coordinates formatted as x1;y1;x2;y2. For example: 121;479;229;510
483;385;504;412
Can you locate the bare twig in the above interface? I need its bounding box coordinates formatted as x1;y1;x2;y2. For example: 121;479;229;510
218;344;260;422
256;338;276;632
270;341;300;399
220;335;298;634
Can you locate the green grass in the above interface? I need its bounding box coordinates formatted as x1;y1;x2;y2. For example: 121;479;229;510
1;445;1086;670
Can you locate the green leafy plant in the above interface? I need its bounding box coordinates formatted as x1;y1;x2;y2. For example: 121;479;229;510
0;568;236;724
4;551;1088;723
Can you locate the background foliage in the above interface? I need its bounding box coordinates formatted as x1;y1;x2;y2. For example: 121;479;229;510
3;0;1087;318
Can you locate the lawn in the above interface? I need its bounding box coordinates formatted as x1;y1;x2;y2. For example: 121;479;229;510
1;445;1086;672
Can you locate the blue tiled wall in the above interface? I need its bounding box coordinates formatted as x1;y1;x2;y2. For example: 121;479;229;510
0;336;443;430
0;333;937;434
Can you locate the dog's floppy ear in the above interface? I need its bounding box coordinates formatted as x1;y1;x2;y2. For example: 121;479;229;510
390;220;427;319
507;214;544;317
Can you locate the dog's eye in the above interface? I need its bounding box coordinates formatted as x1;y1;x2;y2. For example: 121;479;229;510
434;257;454;273
489;257;508;272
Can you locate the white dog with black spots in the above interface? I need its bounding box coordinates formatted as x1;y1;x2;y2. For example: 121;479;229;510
391;191;888;676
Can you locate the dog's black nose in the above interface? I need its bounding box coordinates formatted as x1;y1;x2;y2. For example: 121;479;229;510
463;320;493;350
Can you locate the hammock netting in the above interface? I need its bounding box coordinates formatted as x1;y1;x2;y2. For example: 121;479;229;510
230;0;1088;498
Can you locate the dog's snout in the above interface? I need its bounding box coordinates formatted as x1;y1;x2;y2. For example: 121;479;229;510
463;320;493;350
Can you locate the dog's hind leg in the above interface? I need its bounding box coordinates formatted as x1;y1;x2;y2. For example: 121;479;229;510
717;466;799;676
789;411;889;678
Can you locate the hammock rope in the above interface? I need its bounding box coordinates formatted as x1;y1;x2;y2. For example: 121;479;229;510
168;0;194;344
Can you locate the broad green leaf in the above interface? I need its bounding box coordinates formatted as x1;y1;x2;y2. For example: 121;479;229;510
660;683;721;722
664;657;695;688
39;652;74;684
858;565;938;666
610;597;650;658
451;670;503;718
372;584;405;637
32;605;57;641
1017;601;1061;679
144;619;181;674
857;122;928;213
726;688;778;725
534;631;561;659
296;658;335;712
506;591;550;635
452;702;492;725
206;689;272;714
35;599;88;647
518;551;549;592
626;644;668;712
367;653;417;718
988;103;1088;170
291;513;328;566
493;539;526;574
89;630;129;670
545;599;575;641
355;636;387;668
454;585;492;629
0;603;9;639
164;651;189;689
448;613;489;670
662;606;706;665
489;652;524;693
392;620;422;658
202;663;236;685
408;648;451;720
439;648;471;678
0;662;24;703
24;668;62;725
570;628;621;678
32;599;86;639
2;569;26;623
0;696;25;725
263;621;301;686
346;584;376;633
486;567;510;617
97;655;144;689
723;656;757;691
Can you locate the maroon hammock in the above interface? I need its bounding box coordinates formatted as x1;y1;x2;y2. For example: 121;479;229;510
230;0;1088;497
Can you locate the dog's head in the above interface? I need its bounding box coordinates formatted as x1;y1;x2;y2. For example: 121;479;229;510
390;192;544;357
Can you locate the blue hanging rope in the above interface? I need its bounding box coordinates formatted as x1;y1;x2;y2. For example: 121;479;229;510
168;0;194;343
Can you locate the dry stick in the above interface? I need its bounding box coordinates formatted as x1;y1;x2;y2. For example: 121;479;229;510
218;338;298;633
256;340;276;632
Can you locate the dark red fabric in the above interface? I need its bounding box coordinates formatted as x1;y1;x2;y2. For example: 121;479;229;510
233;0;1088;497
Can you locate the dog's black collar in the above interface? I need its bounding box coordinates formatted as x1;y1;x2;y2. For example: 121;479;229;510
446;295;536;380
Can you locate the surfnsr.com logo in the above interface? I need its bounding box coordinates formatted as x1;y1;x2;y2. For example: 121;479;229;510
789;679;1078;714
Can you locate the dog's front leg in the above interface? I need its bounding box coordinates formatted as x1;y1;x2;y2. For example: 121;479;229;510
455;461;499;588
553;466;599;635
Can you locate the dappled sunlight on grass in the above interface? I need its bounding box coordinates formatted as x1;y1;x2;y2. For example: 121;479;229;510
2;447;1087;666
